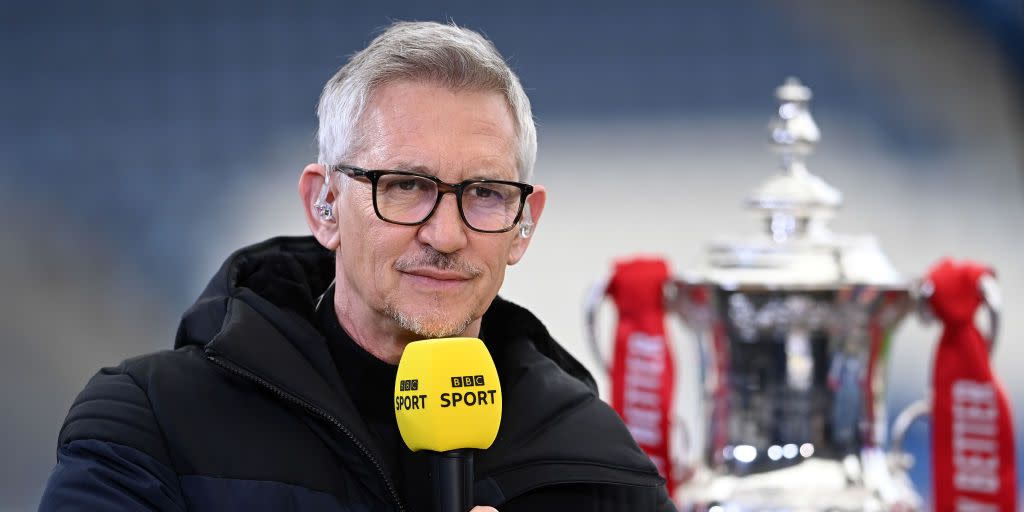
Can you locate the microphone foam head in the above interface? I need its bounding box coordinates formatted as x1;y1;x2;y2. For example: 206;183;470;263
394;337;502;452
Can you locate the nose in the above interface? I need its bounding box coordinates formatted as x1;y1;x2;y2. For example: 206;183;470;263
416;193;468;253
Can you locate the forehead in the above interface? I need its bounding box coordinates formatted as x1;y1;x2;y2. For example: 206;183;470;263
354;80;518;180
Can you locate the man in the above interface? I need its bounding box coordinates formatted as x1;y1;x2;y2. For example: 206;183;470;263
40;21;674;511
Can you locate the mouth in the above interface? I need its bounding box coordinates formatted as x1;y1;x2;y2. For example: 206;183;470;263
399;268;475;291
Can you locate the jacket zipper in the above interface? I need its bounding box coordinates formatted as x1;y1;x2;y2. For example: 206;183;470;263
206;354;405;512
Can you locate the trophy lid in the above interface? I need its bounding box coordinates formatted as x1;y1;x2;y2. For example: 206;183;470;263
698;78;904;289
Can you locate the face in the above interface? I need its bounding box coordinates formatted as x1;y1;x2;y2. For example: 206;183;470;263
321;80;544;341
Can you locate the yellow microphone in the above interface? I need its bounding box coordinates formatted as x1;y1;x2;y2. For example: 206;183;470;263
394;337;502;512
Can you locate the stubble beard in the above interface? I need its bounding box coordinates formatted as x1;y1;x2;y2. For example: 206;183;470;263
386;248;483;339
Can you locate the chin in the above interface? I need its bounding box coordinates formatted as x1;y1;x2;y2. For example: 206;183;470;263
406;315;473;340
385;301;476;340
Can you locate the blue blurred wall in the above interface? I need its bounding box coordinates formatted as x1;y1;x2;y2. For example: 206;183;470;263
3;1;1022;510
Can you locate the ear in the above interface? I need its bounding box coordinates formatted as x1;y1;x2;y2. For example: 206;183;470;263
298;163;341;250
507;185;546;265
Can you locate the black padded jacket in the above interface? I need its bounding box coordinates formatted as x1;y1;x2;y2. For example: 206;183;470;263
40;236;674;511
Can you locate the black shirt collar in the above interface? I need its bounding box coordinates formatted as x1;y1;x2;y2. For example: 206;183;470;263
315;284;398;420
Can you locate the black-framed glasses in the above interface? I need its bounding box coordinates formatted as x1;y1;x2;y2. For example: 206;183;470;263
331;165;534;233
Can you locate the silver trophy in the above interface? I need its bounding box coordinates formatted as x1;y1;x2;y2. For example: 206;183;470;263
585;78;1000;511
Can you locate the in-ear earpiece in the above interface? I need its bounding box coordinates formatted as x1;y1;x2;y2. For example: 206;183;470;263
313;172;335;221
314;194;334;221
518;203;533;238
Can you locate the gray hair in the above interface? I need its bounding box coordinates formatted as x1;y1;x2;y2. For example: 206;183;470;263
317;21;537;183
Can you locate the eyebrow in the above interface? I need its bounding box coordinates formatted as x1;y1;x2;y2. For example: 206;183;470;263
389;162;434;175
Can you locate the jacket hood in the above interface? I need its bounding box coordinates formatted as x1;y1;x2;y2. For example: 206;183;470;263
175;236;335;350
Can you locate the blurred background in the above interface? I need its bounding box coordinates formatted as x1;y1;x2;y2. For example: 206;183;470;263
3;0;1022;510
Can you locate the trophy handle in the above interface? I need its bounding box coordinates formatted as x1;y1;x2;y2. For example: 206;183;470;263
889;274;1001;466
585;272;711;373
889;397;929;468
583;275;612;373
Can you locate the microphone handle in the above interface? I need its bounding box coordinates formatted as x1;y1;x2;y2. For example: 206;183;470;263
431;449;474;512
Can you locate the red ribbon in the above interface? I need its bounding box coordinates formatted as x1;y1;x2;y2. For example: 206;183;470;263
606;258;677;495
928;259;1017;511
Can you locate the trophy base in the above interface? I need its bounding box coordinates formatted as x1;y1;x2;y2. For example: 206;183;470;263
675;453;922;512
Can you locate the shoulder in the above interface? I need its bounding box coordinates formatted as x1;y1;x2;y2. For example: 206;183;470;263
41;349;211;511
483;297;597;390
483;298;643;463
489;343;655;473
58;346;210;465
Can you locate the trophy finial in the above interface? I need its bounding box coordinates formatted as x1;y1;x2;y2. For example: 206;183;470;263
769;77;820;171
747;78;839;241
